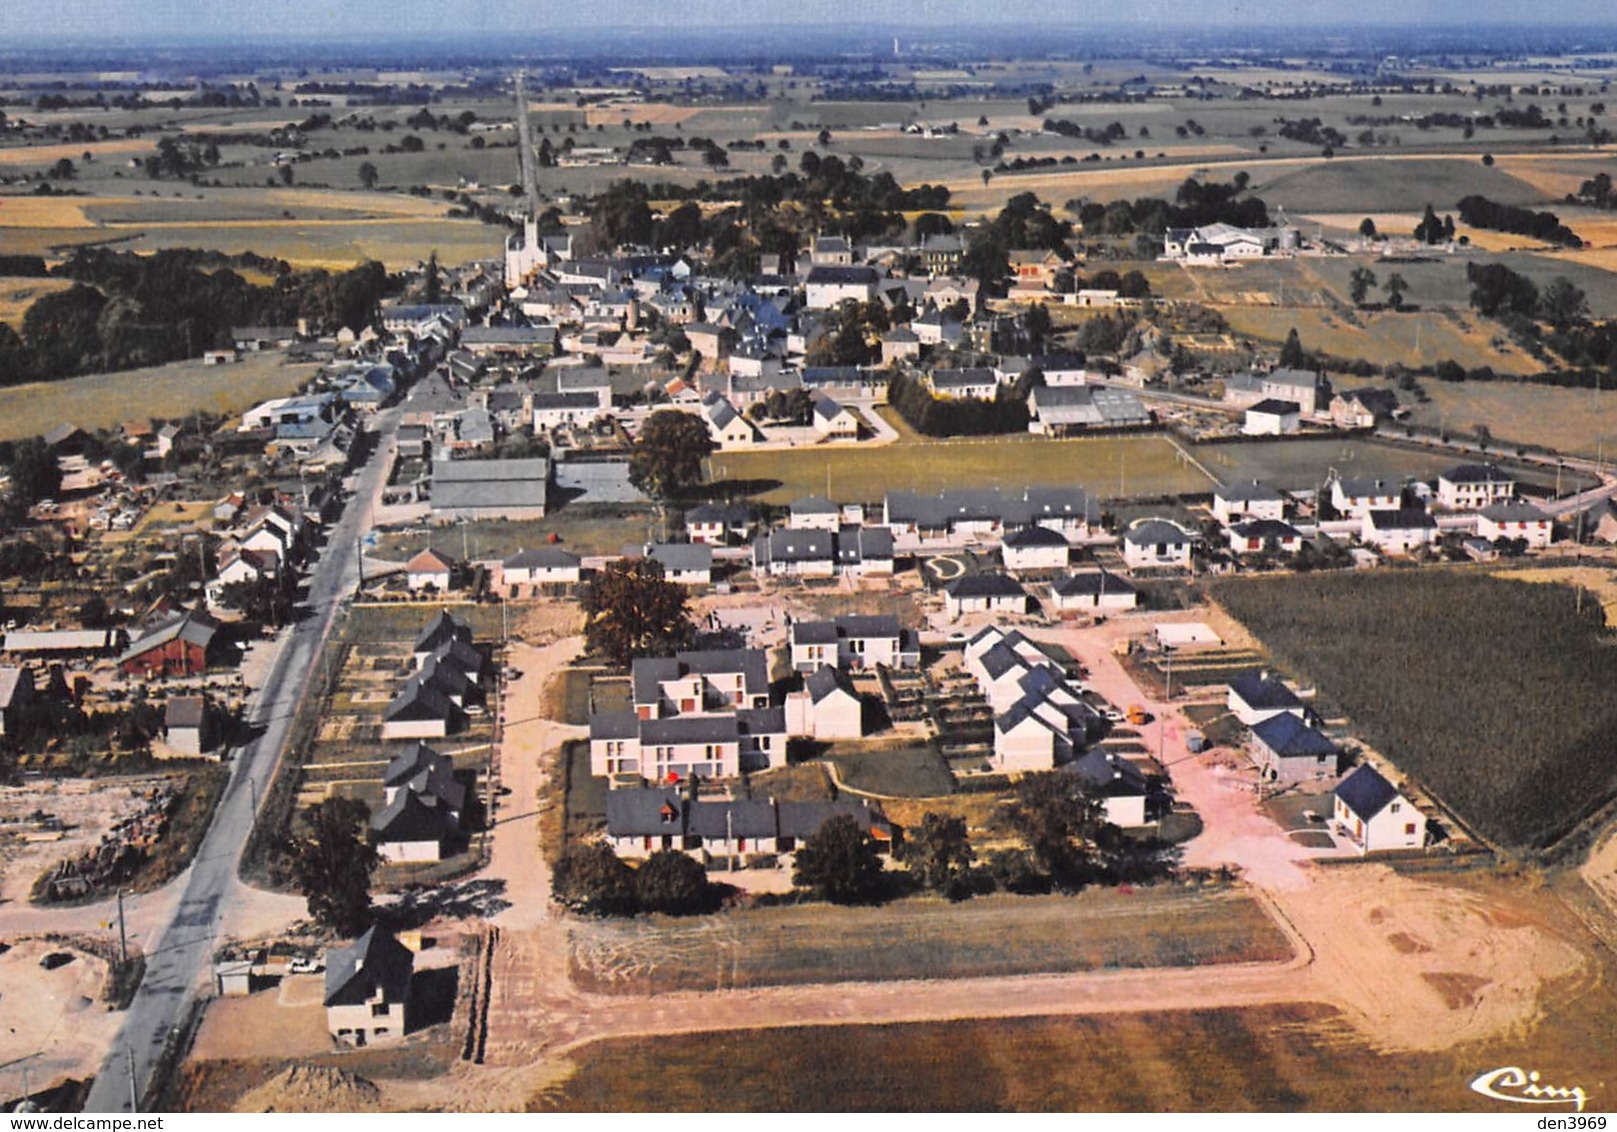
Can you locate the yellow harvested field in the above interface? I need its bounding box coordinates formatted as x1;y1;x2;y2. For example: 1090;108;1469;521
0;195;102;227
0;275;71;328
0;353;319;441
1558;214;1617;247
0;138;152;166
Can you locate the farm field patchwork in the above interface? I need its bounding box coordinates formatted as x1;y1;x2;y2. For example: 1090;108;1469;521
1212;571;1617;848
1217;305;1535;374
567;886;1289;996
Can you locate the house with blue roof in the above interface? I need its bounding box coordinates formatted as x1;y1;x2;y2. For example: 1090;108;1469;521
1333;764;1424;853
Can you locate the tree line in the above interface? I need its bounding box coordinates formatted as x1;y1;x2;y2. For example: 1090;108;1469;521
0;249;391;385
1456;194;1582;247
887;370;1030;437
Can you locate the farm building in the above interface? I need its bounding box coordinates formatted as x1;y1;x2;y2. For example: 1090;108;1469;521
324;927;414;1046
119;611;222;679
1333;764;1424;854
0;667;35;737
1242;398;1301;436
163;696;217;758
429;458;549;522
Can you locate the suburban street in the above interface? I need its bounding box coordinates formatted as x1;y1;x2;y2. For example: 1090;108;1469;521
82;407;400;1113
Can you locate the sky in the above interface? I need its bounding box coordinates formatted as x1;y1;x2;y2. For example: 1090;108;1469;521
3;0;1616;44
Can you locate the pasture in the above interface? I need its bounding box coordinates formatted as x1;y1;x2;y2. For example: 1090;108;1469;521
0;352;318;441
0;275;71;329
1213;571;1617;849
1217;305;1536;374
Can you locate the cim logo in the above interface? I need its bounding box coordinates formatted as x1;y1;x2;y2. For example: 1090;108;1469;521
1470;1067;1589;1112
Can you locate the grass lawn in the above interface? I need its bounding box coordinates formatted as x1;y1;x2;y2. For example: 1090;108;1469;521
712;434;1211;505
1218;304;1534;375
375;505;655;561
826;743;955;797
343;601;508;645
0;353;319;442
1213;571;1617;848
567;885;1289;996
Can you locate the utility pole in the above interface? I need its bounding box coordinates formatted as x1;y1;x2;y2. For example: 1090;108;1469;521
116;889;128;965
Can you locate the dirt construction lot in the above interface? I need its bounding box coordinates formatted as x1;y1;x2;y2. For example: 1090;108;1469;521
0;777;176;905
0;938;124;1094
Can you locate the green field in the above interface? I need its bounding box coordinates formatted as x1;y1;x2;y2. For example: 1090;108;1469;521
1194;435;1569;494
1214;572;1617;849
1250;156;1546;213
567;886;1289;995
0;352;319;441
712;434;1212;504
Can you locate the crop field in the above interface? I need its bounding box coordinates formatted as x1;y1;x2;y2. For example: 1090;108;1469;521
0;353;319;441
1213;571;1617;849
711;434;1211;505
567;886;1289;996
534;1002;1515;1111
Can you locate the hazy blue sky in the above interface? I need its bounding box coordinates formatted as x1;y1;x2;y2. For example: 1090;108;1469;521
3;0;1615;43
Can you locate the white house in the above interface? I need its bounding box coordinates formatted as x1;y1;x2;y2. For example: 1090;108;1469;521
1000;525;1070;574
1249;712;1338;786
1121;519;1194;571
1477;500;1553;549
1226;519;1305;555
1227;670;1307;727
927;367;998;400
1242;398;1301;436
805;266;880;309
700;394;760;449
943;573;1029;618
405;548;457;592
812;396;860;438
790;615;917;672
1068;748;1150;827
1362;509;1438;555
993;700;1067;772
1437;464;1515;511
1333;764;1424;854
1049;571;1138;615
788;496;841;531
786;665;864;740
324;927;414;1046
1212;480;1287;525
502;546;583;588
1330;476;1404;519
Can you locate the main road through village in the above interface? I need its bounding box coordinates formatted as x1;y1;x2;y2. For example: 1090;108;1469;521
83;408;401;1113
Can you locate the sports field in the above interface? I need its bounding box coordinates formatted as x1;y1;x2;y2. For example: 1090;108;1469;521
711;434;1212;504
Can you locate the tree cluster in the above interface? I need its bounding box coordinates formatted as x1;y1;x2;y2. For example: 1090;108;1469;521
284;798;380;937
627;409;715;502
1456;195;1582;247
579;557;696;668
887;371;1030;438
552;844;720;916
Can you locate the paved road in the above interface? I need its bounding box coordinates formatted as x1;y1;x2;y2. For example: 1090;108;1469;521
83;408;399;1113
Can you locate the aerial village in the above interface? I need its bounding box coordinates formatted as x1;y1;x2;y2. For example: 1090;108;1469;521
2;54;1616;1116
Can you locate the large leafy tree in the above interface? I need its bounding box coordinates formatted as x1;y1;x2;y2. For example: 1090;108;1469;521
634;850;719;914
1005;772;1108;890
896;812;975;899
628;410;715;502
580;557;694;667
285;798;380;936
793;814;884;904
553;842;637;916
1348;266;1378;307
